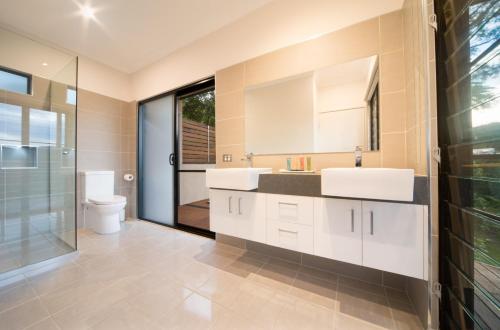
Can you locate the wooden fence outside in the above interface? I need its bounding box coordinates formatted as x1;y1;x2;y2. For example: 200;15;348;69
182;119;215;164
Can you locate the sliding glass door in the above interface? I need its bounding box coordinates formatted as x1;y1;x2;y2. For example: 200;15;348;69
138;95;175;226
176;83;215;232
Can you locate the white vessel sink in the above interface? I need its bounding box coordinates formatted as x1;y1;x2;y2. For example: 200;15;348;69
206;168;272;190
321;168;415;202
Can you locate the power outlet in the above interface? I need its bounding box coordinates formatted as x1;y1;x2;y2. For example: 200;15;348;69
222;154;232;162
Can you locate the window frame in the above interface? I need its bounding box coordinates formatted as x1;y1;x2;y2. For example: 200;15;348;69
0;65;32;95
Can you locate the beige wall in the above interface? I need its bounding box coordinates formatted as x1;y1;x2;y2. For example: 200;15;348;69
78;57;133;102
131;0;404;101
215;11;411;172
76;90;137;226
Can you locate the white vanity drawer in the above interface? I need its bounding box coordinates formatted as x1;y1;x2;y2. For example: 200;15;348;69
266;220;314;254
266;194;314;226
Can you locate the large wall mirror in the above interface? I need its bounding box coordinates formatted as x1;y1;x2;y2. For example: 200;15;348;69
245;55;380;155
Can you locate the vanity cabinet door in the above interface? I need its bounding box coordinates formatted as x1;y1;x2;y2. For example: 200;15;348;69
209;189;236;236
362;201;424;279
233;192;266;243
314;198;362;265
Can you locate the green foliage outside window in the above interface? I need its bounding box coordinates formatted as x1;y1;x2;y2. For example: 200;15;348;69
181;90;215;127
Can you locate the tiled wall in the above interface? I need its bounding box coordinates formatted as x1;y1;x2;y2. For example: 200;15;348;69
215;11;414;171
76;90;137;226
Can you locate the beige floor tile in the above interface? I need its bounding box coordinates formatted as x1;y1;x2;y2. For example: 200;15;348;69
250;258;299;292
91;300;163;330
159;292;227;330
338;276;386;296
337;285;394;329
39;277;104;314
224;280;277;316
25;317;60;330
385;287;411;304
196;270;243;306
335;312;388;330
0;279;38;313
51;286;130;329
26;263;87;296
132;281;193;321
0;220;421;329
389;299;423;330
0;298;50;330
274;294;335;330
173;260;217;291
298;265;338;283
220;252;267;278
289;272;338;309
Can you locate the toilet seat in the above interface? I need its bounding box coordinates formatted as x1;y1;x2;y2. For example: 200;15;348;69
88;195;126;205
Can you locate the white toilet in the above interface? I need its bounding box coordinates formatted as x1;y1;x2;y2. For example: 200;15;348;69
81;171;127;234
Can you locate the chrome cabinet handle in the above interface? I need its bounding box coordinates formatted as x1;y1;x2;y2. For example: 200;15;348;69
350;209;354;232
238;197;242;215
228;196;232;214
370;211;374;235
278;202;298;206
278;228;298;234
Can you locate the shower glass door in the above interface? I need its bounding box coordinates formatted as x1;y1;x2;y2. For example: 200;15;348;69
0;31;77;275
138;95;175;226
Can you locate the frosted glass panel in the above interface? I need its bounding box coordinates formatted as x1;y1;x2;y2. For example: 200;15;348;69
139;95;175;225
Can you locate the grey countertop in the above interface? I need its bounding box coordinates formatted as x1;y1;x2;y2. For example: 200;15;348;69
257;173;429;205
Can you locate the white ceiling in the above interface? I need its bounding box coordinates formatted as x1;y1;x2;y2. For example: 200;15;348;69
0;0;272;73
0;0;404;76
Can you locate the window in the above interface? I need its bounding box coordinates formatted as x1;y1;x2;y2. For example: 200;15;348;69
66;87;76;105
29;108;57;144
179;88;216;164
0;103;22;143
0;66;31;95
368;84;379;150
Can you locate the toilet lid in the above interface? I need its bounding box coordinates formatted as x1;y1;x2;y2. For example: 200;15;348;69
88;195;126;205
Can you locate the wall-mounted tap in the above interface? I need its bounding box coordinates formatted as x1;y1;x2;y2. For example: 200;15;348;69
355;146;362;167
241;152;254;168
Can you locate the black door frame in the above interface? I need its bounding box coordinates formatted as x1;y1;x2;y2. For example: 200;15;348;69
137;77;215;239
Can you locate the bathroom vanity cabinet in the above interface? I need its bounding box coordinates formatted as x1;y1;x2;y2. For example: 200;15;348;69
210;188;428;280
315;198;426;279
210;189;266;243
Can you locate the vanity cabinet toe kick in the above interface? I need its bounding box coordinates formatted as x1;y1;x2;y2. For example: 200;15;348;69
209;189;428;280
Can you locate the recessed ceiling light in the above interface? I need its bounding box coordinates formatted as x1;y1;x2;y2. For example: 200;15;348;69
81;5;95;19
42;62;48;66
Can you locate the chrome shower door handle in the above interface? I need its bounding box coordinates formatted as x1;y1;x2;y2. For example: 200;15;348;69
370;211;374;235
350;209;354;232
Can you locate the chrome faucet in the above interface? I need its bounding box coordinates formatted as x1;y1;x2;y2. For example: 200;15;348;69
241;152;254;168
355;146;362;167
